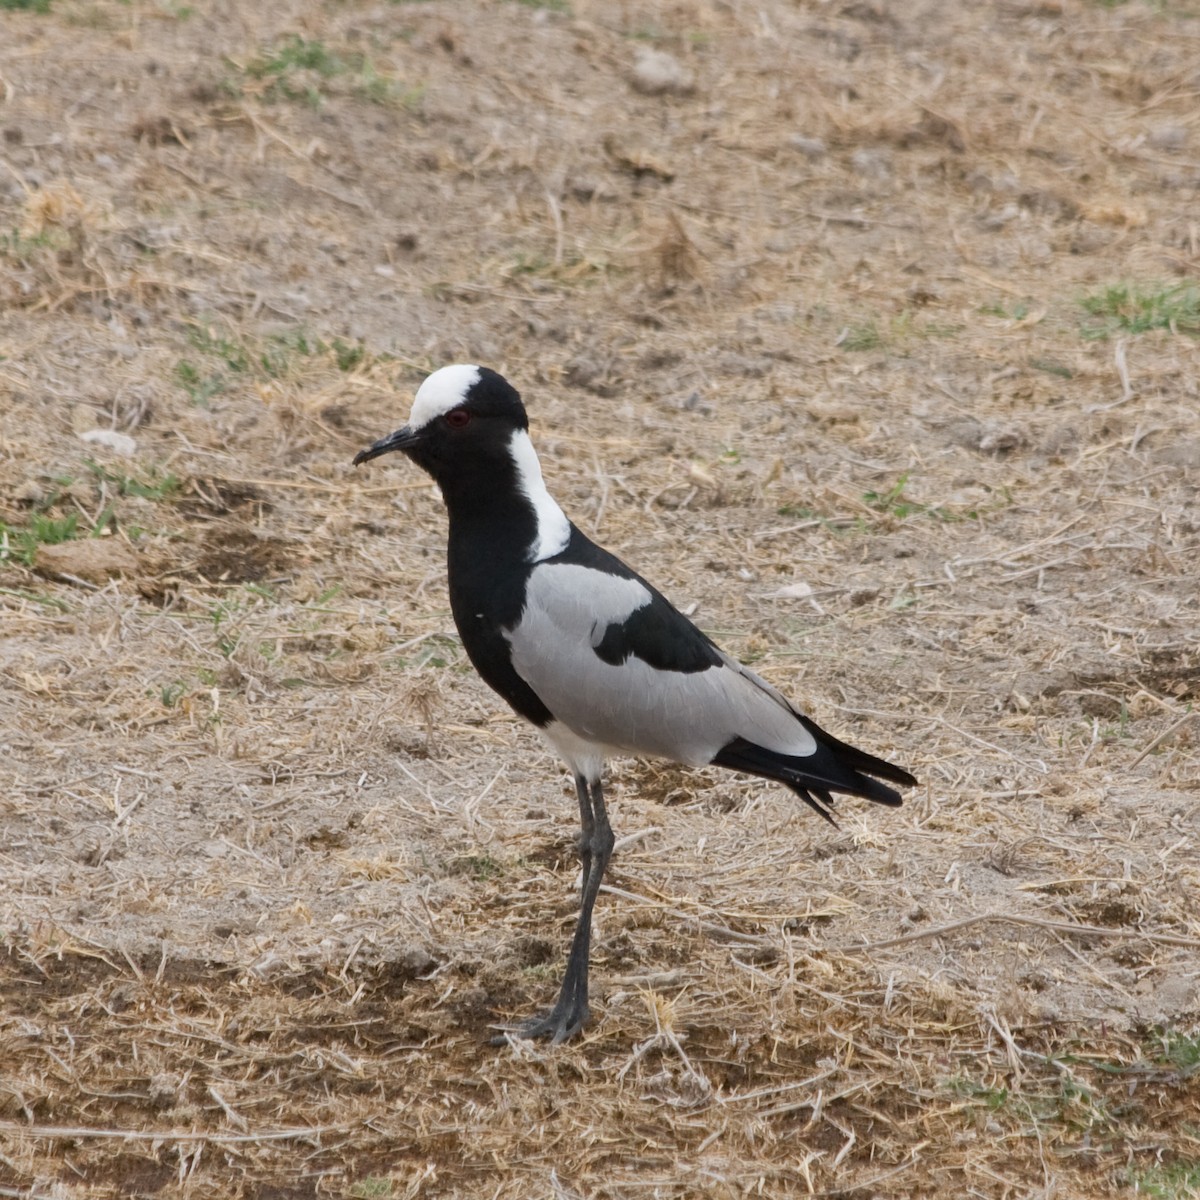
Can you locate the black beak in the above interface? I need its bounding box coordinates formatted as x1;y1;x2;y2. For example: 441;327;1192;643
352;425;422;467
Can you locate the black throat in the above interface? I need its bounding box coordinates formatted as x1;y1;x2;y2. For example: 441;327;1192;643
419;447;555;728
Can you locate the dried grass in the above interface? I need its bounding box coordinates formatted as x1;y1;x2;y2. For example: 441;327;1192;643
1;0;1199;1195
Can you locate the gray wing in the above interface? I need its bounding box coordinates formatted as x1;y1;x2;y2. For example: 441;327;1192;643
505;562;817;767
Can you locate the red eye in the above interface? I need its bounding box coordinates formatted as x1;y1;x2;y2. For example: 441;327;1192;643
444;408;471;429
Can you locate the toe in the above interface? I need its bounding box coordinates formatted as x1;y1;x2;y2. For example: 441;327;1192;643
492;1002;590;1044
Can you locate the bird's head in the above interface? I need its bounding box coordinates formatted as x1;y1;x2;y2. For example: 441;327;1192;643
352;364;529;480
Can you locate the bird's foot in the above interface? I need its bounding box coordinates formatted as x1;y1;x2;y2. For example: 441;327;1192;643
492;999;590;1046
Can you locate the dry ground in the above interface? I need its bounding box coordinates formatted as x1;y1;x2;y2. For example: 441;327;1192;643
2;0;1199;1196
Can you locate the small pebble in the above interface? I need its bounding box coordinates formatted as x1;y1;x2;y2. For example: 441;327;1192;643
789;134;826;160
1147;124;1187;153
630;47;694;96
851;147;891;180
78;428;137;456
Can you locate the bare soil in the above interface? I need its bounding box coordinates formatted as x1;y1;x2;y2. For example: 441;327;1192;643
2;0;1199;1196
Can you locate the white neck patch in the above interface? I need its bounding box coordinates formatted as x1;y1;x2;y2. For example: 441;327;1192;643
509;429;570;562
407;364;482;429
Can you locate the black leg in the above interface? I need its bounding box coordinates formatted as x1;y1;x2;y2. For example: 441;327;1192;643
499;773;614;1043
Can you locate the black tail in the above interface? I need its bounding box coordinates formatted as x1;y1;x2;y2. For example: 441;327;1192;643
712;718;916;826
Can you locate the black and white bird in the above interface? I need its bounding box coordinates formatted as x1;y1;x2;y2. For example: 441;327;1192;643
354;365;916;1043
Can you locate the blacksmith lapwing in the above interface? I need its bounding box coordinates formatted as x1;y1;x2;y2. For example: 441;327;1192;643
354;364;916;1043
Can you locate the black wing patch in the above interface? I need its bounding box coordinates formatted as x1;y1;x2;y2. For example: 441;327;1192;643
593;599;723;673
549;523;724;675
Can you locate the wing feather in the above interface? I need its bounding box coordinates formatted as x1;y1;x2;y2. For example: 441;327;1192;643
506;559;817;766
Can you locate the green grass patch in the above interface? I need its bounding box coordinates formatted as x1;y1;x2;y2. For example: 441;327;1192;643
861;474;1013;524
862;472;960;522
1152;1027;1200;1074
179;325;372;398
407;635;459;670
948;1078;1010;1111
347;1178;399;1200
1126;1159;1200;1199
0;0;52;11
1081;282;1200;339
1028;357;1074;379
838;310;963;353
174;325;371;403
521;962;561;981
0;586;70;610
205;587;277;657
839;321;881;352
780;478;1011;531
946;1024;1200;1182
258;36;341;77
258;329;325;378
188;326;252;373
307;584;345;610
1;227;70;259
980;299;1031;321
0;468;165;567
175;360;226;407
1098;700;1133;743
496;246;618;289
85;460;180;502
947;1068;1115;1139
239;35;419;108
450;854;504;882
331;337;366;372
0;512;79;567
